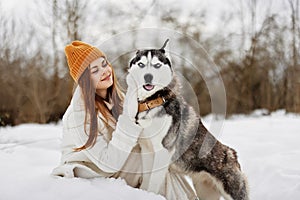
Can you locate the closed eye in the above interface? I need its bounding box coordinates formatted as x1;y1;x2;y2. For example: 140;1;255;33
102;60;108;68
90;65;99;74
92;69;98;74
153;63;162;68
138;62;145;68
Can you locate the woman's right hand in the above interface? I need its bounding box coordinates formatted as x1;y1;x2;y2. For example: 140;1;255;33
122;73;139;122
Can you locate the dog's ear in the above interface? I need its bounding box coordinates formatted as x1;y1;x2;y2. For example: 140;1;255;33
128;50;139;69
159;39;169;54
160;39;171;62
129;55;137;69
128;59;133;69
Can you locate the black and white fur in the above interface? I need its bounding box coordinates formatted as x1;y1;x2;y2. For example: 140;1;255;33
128;40;249;200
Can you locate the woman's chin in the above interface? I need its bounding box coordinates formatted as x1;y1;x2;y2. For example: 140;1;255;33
97;79;113;90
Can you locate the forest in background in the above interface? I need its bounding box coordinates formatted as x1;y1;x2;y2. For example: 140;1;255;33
0;0;299;126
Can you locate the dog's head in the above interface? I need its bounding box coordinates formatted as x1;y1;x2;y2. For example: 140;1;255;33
128;39;173;101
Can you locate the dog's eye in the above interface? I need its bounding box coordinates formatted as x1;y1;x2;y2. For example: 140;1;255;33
138;63;145;68
153;63;162;68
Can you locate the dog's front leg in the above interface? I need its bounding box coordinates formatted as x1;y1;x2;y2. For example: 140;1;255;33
138;115;174;194
138;135;155;190
138;136;173;194
147;147;174;193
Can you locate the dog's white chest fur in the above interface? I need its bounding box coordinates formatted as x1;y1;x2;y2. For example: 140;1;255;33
137;106;175;193
137;106;172;150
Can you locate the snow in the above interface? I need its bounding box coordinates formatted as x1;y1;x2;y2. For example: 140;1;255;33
0;110;299;200
204;110;300;200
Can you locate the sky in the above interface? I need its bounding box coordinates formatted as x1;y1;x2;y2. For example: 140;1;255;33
1;0;288;37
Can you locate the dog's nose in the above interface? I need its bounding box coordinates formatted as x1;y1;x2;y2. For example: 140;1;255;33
144;73;153;83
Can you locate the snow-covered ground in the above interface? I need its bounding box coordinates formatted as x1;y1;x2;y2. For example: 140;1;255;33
0;110;299;200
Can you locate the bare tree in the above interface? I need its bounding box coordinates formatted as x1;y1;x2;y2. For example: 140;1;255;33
64;0;88;41
286;0;300;112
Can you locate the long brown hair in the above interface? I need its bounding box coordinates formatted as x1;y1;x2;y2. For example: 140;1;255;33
74;61;124;151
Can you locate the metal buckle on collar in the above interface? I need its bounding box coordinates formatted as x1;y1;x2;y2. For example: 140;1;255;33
145;102;150;110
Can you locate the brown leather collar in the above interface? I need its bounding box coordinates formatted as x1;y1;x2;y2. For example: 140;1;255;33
138;96;166;112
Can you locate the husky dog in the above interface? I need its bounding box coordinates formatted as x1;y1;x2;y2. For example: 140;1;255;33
127;39;249;200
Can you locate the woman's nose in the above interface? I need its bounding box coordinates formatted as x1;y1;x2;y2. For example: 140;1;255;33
101;67;107;74
102;68;109;76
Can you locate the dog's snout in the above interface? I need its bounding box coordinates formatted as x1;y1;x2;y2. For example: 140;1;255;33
144;73;153;83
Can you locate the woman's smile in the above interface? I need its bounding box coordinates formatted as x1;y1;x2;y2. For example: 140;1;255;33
101;73;112;81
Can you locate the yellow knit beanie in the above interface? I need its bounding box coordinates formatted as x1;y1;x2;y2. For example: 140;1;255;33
65;41;105;82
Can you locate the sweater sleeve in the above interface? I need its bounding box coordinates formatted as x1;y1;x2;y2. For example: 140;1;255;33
64;107;142;174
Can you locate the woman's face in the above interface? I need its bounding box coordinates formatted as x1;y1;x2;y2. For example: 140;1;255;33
89;57;113;93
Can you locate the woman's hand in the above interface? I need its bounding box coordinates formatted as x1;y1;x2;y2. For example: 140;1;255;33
122;73;139;122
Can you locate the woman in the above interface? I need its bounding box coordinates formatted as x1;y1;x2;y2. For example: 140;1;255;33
52;41;198;200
